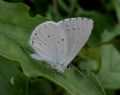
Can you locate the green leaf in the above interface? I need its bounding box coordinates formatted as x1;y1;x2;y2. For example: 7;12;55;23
0;0;46;50
113;0;120;23
97;30;120;89
0;56;27;95
98;25;120;52
101;26;120;42
0;56;54;95
28;78;54;95
0;1;106;95
98;44;120;89
105;89;116;95
78;44;101;73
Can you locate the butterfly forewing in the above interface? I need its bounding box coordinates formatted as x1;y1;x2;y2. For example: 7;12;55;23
30;21;67;67
59;17;93;65
59;18;77;58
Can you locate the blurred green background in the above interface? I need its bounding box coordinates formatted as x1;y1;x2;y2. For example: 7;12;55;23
0;0;120;95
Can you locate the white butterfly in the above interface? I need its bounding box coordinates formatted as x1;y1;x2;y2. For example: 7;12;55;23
29;17;93;73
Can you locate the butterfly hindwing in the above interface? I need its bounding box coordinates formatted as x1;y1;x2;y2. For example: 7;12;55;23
30;21;57;63
30;21;67;71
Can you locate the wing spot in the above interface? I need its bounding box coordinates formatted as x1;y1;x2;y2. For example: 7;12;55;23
66;29;70;32
32;41;34;45
35;33;37;35
48;36;50;37
72;28;75;30
58;41;59;43
62;39;64;41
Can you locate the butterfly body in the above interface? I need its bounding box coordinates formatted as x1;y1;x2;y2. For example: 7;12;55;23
29;17;93;73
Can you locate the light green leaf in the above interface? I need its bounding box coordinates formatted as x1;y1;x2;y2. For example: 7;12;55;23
101;25;120;42
78;44;101;73
98;44;120;89
97;30;120;89
113;0;120;23
0;1;105;95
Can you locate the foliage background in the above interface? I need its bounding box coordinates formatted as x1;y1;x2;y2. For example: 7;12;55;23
0;0;120;95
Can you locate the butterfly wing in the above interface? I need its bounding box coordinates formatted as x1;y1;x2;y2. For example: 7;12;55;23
29;21;57;64
58;17;93;65
29;21;67;71
30;17;93;73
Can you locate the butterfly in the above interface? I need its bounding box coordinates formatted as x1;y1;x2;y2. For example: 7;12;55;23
29;17;93;73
